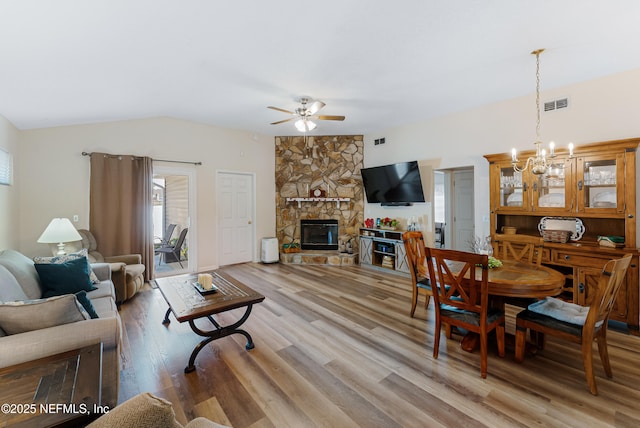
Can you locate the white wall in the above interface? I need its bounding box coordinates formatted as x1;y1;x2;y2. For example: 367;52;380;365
6;67;640;259
0;115;20;250
16;117;275;269
364;67;640;242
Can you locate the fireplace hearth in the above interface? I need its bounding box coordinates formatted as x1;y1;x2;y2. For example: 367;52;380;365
300;219;339;250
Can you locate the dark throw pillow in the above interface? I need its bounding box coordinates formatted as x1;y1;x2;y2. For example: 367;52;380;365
33;249;100;284
75;290;99;319
35;257;97;298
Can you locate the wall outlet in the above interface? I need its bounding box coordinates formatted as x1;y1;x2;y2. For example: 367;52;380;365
73;215;79;222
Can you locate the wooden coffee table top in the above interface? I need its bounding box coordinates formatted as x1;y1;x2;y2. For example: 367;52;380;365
0;343;103;428
156;269;265;322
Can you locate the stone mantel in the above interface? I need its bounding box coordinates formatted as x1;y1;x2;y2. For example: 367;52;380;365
286;197;351;208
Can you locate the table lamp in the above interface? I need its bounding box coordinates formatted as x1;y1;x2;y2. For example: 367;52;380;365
37;218;82;255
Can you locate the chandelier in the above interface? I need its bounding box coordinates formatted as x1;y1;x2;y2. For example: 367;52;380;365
512;49;574;175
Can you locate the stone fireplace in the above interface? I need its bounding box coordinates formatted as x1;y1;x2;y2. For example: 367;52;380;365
300;219;339;250
275;135;364;264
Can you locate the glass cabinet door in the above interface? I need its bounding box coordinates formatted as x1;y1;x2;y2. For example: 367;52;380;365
577;154;624;213
496;165;528;211
534;157;573;212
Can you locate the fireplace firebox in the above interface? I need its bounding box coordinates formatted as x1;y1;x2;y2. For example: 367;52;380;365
300;219;339;250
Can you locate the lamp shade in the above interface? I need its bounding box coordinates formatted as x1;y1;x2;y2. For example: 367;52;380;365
37;218;82;244
295;119;317;133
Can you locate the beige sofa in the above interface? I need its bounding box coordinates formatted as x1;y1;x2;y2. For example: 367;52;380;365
0;249;121;408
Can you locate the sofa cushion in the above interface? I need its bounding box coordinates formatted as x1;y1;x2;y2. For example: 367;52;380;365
34;249;100;284
0;249;43;299
87;280;117;301
34;257;97;298
0;294;89;335
0;265;28;302
90;263;111;282
91;295;118;319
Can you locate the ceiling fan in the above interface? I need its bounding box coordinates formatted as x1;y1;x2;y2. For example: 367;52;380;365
268;97;345;132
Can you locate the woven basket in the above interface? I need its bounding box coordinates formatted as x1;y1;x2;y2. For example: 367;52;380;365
282;246;300;253
542;229;571;243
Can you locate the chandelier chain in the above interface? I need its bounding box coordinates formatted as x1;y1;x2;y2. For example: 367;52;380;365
535;50;541;142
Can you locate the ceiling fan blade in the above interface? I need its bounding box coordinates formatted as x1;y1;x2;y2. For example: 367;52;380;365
270;118;295;125
307;100;326;115
317;115;345;121
267;106;295;114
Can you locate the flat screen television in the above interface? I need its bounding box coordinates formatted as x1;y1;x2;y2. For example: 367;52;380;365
361;161;426;205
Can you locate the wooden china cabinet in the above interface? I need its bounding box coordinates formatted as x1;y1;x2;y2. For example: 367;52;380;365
484;138;640;334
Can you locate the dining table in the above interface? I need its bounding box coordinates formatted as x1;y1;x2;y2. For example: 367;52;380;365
447;258;566;352
481;259;565;299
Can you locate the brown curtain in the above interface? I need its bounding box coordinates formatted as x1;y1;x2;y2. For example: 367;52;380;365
89;153;154;280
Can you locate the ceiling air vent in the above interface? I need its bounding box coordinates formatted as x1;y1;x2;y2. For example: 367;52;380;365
544;98;569;112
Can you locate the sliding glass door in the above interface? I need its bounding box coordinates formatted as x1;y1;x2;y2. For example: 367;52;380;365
153;166;196;277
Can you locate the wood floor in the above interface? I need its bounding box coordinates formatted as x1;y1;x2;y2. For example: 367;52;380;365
119;262;640;427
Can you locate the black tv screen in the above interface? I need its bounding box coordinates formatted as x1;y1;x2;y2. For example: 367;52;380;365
361;161;426;205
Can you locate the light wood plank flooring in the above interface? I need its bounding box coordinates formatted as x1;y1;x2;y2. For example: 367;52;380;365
119;263;640;427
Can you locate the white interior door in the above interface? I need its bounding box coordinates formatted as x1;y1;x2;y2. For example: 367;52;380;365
452;169;475;251
217;171;255;266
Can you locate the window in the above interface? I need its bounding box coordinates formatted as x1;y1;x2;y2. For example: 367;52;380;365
0;147;12;186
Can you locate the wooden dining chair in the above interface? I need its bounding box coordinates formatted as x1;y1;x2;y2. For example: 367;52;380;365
493;233;546;316
493;233;544;266
425;247;506;378
402;231;432;317
514;254;632;394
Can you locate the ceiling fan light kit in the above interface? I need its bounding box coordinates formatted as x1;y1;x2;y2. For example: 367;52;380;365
295;119;316;132
268;97;345;132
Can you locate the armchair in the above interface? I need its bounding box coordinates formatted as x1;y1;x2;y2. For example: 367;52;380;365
77;229;145;304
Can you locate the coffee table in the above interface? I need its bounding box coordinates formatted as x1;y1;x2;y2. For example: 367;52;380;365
0;343;103;428
156;269;265;373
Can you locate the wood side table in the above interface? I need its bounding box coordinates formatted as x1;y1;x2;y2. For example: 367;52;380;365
0;343;103;428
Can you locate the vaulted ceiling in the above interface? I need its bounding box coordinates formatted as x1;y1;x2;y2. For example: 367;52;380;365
2;1;640;136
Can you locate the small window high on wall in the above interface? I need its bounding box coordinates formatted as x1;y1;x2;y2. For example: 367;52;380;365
0;147;12;186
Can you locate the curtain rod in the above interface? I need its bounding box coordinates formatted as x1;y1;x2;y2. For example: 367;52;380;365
81;152;202;165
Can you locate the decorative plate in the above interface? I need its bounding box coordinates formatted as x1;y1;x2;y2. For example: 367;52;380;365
506;191;522;206
592;190;616;208
538;193;565;208
538;216;585;241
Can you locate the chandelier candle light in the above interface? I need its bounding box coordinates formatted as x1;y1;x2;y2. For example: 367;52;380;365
512;48;574;175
